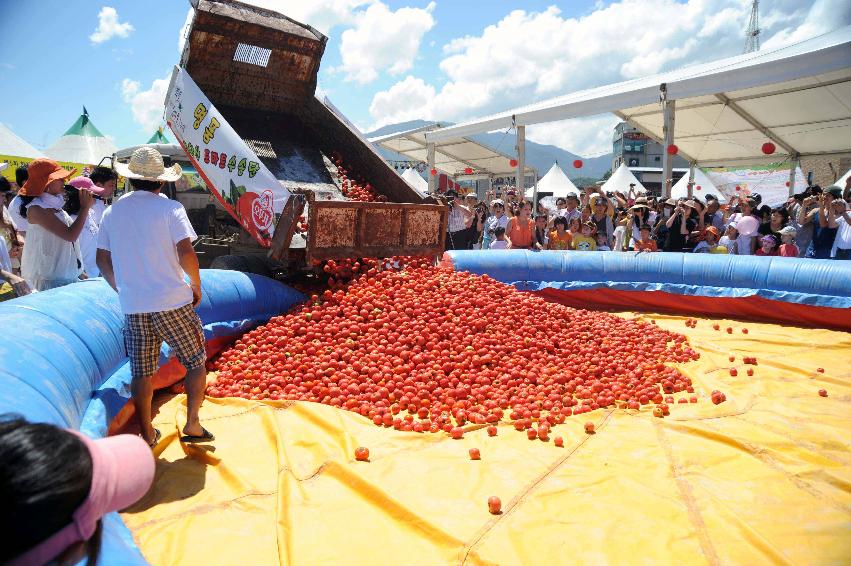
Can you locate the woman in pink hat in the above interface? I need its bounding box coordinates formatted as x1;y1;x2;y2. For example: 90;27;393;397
0;416;155;565
67;177;101;277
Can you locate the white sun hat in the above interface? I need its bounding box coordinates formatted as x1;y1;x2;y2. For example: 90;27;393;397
115;146;182;182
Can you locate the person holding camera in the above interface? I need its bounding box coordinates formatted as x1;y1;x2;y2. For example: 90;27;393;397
664;199;698;252
445;190;474;250
481;199;509;250
464;194;486;249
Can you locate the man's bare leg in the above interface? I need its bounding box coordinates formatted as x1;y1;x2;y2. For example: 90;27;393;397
182;365;207;437
131;374;156;443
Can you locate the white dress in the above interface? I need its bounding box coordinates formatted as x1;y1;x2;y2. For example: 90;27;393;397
21;204;83;291
72;213;100;277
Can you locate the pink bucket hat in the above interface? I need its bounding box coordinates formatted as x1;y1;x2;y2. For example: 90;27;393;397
8;431;155;566
68;175;113;197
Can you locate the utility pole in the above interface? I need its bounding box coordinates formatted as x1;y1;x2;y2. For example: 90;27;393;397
744;0;760;53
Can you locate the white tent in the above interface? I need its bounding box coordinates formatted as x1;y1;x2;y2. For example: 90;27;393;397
400;167;428;195
525;162;579;198
0;123;43;158
45;108;116;165
670;168;726;202
600;163;647;194
426;26;851;166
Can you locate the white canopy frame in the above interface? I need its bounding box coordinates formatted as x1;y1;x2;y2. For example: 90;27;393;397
370;123;538;200
424;26;851;198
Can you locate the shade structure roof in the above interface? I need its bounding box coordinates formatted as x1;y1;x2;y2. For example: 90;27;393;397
525;162;579;198
0;123;43;158
670;167;726;203
425;26;851;166
370;123;536;178
45;109;117;165
601;163;647;194
400;167;428;195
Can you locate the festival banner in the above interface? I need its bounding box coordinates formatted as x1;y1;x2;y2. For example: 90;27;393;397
702;162;807;207
164;65;290;246
0;155;93;185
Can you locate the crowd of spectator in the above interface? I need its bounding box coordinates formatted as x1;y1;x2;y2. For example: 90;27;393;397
443;180;851;259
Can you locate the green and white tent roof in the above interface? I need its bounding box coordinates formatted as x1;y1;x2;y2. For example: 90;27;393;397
0;122;44;158
147;127;170;145
45;108;117;165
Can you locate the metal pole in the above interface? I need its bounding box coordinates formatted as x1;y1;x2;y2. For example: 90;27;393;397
788;154;798;197
426;142;436;194
687;161;695;199
532;170;539;212
660;85;675;199
516;125;526;200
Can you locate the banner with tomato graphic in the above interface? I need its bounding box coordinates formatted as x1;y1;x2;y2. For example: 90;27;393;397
164;65;290;246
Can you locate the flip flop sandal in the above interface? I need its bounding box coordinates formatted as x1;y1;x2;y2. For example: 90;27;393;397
147;428;162;448
180;427;215;443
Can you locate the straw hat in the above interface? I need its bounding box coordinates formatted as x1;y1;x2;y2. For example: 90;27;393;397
114;146;182;182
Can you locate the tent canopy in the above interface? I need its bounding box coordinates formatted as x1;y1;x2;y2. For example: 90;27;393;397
0;123;43;158
425;26;851;166
670;168;726;203
148;127;171;145
370;124;535;178
525;162;579;198
601;163;647;194
400;167;428;195
45;108;117;165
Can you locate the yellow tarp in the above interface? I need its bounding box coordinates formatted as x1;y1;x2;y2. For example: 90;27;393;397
122;314;851;565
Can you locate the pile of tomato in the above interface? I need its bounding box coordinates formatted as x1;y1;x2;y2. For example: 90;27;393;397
209;264;711;434
332;156;387;203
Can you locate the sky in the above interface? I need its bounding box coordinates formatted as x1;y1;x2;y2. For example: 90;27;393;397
0;0;848;158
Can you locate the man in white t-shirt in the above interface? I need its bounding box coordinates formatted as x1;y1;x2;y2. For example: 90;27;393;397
96;147;212;448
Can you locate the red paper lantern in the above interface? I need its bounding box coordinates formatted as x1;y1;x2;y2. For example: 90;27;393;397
666;144;679;155
785;181;790;187
430;168;437;176
696;185;702;191
573;159;583;169
509;159;518;168
735;186;741;191
464;167;473;174
761;142;776;155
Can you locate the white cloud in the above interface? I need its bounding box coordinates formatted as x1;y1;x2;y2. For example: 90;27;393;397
339;1;436;84
90;7;134;44
368;0;851;156
121;74;170;132
178;8;194;53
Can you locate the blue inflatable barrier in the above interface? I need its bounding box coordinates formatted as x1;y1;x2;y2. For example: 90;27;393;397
0;270;305;565
444;251;851;329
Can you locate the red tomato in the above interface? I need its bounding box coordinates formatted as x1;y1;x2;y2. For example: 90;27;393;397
450;427;464;440
527;428;538;440
729;368;738;376
653;406;664;418
726;327;733;334
816;368;825;373
487;426;498;437
584;422;595;434
746;368;754;376
554;436;564;447
354;447;369;461
818;389;828;397
469;448;481;460
488;496;502;514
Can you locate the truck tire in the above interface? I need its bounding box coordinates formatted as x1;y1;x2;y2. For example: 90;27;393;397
210;254;273;278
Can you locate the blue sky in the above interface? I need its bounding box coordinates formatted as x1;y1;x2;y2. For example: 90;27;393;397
0;0;846;157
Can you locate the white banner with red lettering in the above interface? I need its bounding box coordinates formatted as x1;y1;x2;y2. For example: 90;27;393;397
702;162;807;207
164;65;289;246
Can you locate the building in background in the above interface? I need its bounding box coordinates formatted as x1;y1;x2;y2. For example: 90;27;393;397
611;122;688;192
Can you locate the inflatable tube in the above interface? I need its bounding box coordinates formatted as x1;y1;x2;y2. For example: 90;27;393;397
0;270;305;565
442;251;851;330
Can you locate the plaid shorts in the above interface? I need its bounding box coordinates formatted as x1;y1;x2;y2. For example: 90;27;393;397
124;304;206;380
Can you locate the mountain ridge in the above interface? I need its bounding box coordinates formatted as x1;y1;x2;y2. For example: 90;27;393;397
365;120;613;180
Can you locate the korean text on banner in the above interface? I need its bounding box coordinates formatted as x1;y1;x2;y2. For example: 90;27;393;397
164;65;290;247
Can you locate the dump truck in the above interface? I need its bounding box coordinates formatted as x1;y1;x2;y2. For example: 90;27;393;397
114;0;447;277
